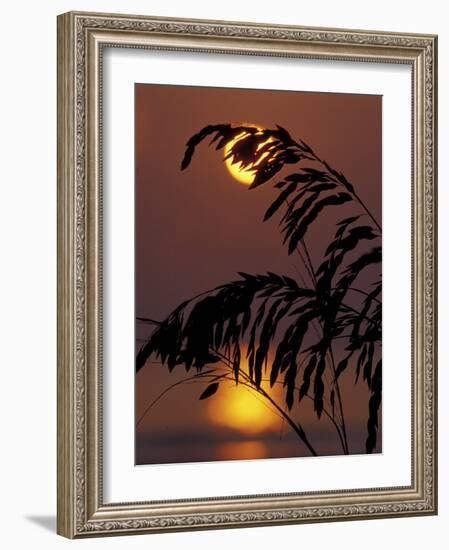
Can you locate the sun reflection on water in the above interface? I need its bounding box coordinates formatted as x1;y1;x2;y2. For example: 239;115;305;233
215;440;268;461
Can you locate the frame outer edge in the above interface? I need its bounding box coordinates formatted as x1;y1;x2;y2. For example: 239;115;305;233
57;12;77;539
430;34;438;515
56;10;438;537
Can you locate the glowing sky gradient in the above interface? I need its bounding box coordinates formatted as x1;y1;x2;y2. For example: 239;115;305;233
135;83;382;465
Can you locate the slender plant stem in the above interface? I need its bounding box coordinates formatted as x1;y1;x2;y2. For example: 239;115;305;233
212;349;319;456
256;384;318;456
290;262;308;289
136;316;160;325
305;149;382;232
259;377;347;453
300;239;318;287
328;346;349;454
336;287;381;305
296;242;316;287
284;199;316;288
339;303;379;326
350;188;382;232
136;369;214;427
291;236;348;454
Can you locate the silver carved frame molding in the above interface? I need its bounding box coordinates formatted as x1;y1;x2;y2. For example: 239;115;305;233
57;11;438;538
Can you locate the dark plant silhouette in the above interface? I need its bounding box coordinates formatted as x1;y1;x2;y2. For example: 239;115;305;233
137;123;382;456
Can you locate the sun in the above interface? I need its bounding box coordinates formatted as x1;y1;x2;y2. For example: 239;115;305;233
206;355;282;435
207;384;280;434
223;126;274;186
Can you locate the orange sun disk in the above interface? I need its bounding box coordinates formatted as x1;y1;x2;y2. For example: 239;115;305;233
223;127;273;186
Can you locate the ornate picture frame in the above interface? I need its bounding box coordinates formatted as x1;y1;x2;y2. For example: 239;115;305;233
57;11;437;538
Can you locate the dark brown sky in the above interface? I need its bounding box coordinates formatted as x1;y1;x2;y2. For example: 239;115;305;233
135;83;381;465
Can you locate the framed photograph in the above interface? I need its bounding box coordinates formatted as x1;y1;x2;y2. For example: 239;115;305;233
57;11;437;538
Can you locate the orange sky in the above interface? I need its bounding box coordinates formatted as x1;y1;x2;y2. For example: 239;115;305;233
135;83;382;465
